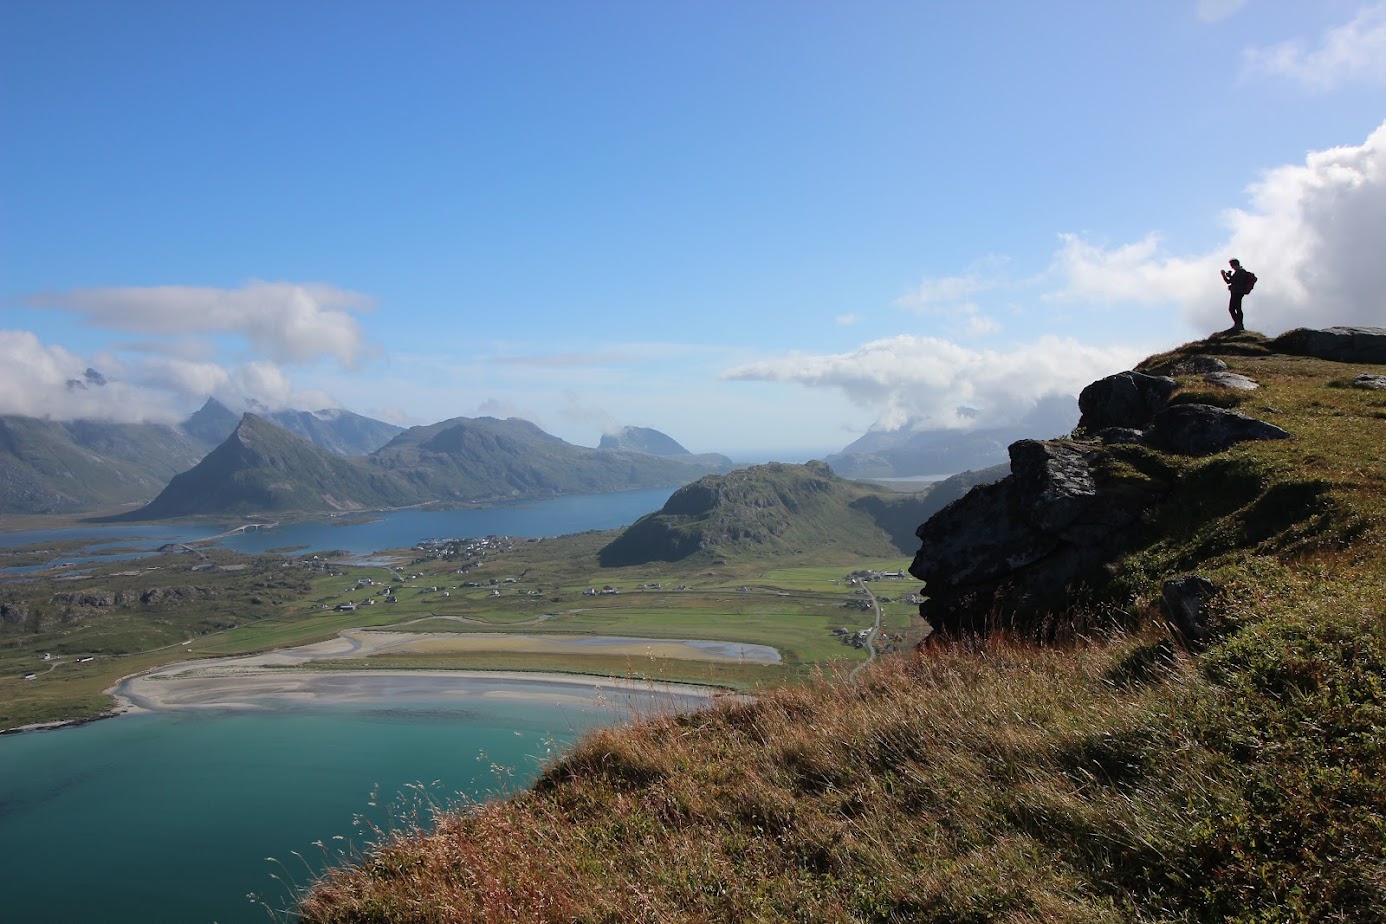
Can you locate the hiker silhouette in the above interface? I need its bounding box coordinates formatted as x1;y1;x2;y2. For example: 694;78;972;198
1220;259;1255;332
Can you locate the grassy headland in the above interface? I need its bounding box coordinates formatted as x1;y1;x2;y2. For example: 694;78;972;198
299;335;1386;923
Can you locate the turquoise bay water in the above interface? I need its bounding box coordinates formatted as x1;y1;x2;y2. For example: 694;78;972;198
0;695;637;923
0;488;686;922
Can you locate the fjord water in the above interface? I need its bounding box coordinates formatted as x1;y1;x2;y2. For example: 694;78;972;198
0;488;680;922
0;486;677;565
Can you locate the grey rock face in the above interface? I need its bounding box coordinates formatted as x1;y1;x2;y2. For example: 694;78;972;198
1161;575;1221;650
1271;326;1386;364
909;439;1165;635
1145;404;1290;456
1203;372;1259;390
1352;374;1386;391
1078;372;1177;432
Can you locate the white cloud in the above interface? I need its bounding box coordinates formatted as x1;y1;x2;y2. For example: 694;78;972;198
27;281;374;367
0;329;344;423
0;330;184;423
1196;0;1246;24
836;313;860;326
721;334;1141;433
1242;2;1386;89
1050;119;1386;335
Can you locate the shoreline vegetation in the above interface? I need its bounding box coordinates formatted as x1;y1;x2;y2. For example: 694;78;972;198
298;335;1386;923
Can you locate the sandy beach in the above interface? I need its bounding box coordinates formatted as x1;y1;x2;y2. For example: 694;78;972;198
109;628;740;717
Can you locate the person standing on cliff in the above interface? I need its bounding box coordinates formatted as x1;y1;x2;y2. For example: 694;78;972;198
1220;258;1255;332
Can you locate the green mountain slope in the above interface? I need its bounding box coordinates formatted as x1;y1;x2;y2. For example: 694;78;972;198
0;416;210;514
373;416;721;504
119;414;727;519
117;414;416;518
598;460;914;566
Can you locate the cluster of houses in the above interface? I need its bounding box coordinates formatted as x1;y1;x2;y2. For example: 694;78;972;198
409;535;513;567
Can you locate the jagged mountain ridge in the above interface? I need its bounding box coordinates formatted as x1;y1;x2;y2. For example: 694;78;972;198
182;397;404;456
117;414;734;519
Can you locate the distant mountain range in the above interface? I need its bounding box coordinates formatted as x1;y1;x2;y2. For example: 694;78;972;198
111;414;737;520
3;395;738;517
825;395;1078;478
598;426;736;471
182;397;404;456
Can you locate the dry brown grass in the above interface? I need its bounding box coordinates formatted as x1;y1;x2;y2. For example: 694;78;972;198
299;339;1386;923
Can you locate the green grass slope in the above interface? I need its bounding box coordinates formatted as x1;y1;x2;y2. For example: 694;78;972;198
300;333;1386;923
597;461;917;566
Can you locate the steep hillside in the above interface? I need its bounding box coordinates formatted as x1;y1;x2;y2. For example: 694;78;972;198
597;460;912;566
0;416;210;514
302;329;1386;923
116;414;416;518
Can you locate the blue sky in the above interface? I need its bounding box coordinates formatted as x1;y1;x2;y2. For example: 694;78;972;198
2;1;1383;457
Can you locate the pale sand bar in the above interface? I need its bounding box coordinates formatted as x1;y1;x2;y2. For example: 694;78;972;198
110;629;747;716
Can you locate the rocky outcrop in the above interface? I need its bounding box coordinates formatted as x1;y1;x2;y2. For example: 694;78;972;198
1144;355;1227;377
908;439;1166;636
1078;372;1177;432
1352;374;1386;391
1144;404;1290;456
1271;326;1386;364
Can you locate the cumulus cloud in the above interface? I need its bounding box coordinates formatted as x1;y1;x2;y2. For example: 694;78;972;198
1242;2;1386;90
27;281;373;366
1050;119;1386;335
0;330;183;422
0;329;347;423
722;334;1141;433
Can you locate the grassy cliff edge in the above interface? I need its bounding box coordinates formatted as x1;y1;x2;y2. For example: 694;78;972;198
299;335;1386;923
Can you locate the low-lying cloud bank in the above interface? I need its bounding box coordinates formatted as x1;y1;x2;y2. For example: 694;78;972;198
722;335;1142;433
